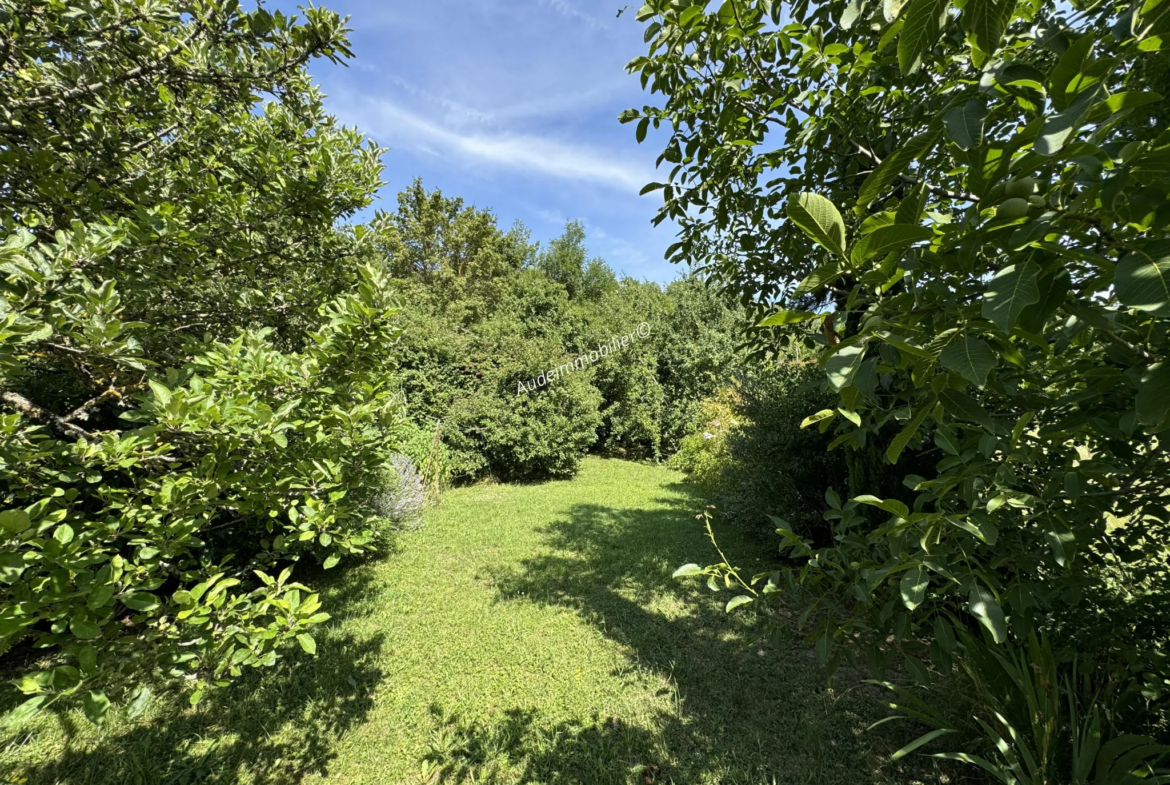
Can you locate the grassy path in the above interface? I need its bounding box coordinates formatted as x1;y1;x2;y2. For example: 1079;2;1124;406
3;458;927;784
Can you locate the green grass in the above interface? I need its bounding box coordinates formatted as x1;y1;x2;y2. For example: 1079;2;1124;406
0;458;954;784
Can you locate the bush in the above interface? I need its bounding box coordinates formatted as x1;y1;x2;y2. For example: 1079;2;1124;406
670;363;848;541
0;1;403;720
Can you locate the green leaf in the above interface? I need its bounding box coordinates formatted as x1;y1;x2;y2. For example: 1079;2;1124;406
801;409;837;428
296;633;317;655
850;224;933;266
0;552;27;584
1137;363;1170;427
87;584;114;610
1036;84;1104;157
757;309;819;326
787;193;847;258
673;563;704;578
898;0;950;75
900;565;929;610
0;510;31;534
887;403;934;463
968;585;1007;643
70;617;101;640
940;337;997;387
939;390;996;430
3;696;47;728
857;127;939;206
825;345;866;391
982;262;1041;332
944;98;987;151
1115;242;1170;317
1049;32;1095;111
636;117;650;144
82;691;111;724
1018;270;1071;333
126;686;153;719
323;553;341;570
725;595;754;612
147;379;172;407
854;495;911;518
793;261;844;297
877;331;933;359
121;593;160;612
961;0;1012;64
53;524;74;546
841;0;865;29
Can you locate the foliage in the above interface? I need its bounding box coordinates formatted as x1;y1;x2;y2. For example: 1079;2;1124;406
708;361;848;540
0;0;406;720
628;0;1170;768
668;385;742;489
379;181;744;476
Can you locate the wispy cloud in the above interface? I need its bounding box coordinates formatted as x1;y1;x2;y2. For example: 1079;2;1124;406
537;0;609;30
338;94;652;193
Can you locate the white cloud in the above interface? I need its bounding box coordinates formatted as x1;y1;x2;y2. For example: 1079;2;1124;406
339;94;652;193
537;0;608;30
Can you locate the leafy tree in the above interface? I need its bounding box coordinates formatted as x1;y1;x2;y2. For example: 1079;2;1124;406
629;0;1170;769
534;220;619;301
0;0;405;721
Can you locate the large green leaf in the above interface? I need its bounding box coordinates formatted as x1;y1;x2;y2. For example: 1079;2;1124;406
857;127;940;206
968;585;1007;643
898;0;950;75
757;309;819;326
787;193;847;257
1116;242;1170;316
1049;32;1095;110
793;261;844;297
850;224;933;266
940;336;997;387
887;403;934;463
825;344;866;391
939;390;996;429
982;262;1041;332
961;0;1012;64
944;98;988;151
0;510;30;534
1018;270;1071;333
900;565;929;610
1137;363;1170;427
1036;84;1104;156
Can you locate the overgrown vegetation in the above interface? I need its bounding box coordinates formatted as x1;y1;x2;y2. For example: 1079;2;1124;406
380;179;746;481
0;0;420;721
628;0;1170;776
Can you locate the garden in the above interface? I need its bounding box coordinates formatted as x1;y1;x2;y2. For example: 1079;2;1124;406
0;0;1167;782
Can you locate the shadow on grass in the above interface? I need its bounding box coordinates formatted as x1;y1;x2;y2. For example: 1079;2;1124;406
6;565;387;785
438;486;969;785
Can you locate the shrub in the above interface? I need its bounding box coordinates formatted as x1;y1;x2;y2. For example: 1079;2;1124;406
0;0;403;721
715;363;848;541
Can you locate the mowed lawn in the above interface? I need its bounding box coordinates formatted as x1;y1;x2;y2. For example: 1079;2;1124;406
1;458;947;785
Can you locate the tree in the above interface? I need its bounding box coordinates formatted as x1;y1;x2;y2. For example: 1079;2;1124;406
628;0;1170;770
534;220;618;300
1;0;405;721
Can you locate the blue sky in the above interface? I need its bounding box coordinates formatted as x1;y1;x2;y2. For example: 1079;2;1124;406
266;0;681;283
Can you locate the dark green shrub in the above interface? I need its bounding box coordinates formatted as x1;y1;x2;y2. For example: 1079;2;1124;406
715;362;848;542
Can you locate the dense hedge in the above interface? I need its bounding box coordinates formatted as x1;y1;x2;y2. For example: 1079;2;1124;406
378;181;745;481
